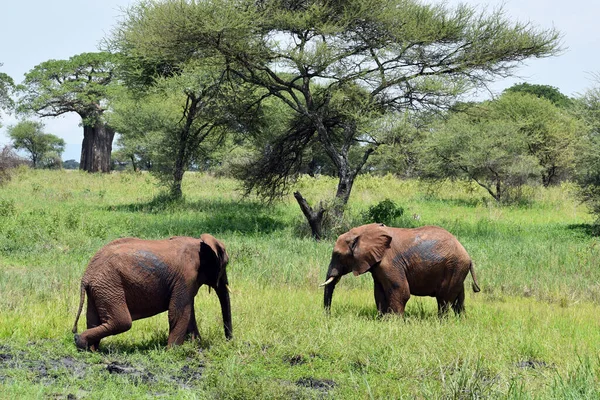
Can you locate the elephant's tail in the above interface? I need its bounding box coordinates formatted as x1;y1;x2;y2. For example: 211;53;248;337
469;261;481;293
72;282;86;334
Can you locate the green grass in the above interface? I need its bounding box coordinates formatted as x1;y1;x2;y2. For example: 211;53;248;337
1;168;599;398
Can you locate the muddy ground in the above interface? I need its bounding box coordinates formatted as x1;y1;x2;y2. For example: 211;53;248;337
0;341;337;398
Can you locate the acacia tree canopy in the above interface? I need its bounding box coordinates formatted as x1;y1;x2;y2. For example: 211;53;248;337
115;0;561;237
17;52;119;173
504;82;573;108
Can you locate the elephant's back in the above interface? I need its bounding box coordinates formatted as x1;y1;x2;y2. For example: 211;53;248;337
390;225;471;263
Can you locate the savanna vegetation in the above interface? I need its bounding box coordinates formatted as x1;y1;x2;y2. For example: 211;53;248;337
1;169;599;399
3;0;600;398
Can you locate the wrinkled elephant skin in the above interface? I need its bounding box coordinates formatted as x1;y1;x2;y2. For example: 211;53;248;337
72;234;232;351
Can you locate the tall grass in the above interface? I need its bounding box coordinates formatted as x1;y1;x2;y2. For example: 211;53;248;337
0;169;599;398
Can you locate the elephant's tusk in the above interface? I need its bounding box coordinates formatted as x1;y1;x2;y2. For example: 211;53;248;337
319;277;335;287
226;284;232;294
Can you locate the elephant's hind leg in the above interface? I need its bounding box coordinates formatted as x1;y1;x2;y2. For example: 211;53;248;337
76;290;133;351
84;295;101;351
437;298;451;317
451;287;465;315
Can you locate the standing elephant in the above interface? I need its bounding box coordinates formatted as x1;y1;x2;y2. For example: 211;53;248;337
72;234;232;351
321;223;480;316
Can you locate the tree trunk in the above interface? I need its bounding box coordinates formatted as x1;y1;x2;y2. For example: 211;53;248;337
331;171;355;221
294;191;326;240
80;122;115;173
170;167;184;199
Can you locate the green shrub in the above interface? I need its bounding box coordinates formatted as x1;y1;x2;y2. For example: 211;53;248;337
364;198;404;225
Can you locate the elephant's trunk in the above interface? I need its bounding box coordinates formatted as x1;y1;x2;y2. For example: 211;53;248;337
322;263;342;313
323;281;337;312
216;273;232;340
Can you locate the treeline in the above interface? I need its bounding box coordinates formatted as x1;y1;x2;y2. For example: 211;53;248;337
1;1;600;235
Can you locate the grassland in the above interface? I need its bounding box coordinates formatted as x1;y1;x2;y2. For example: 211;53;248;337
1;168;599;399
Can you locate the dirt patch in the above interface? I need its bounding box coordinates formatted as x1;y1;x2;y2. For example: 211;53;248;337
173;362;205;389
0;345;13;362
296;377;336;392
516;359;550;369
106;361;156;384
284;354;306;366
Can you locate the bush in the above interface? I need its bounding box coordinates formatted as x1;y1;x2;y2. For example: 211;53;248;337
0;145;28;185
364;199;404;225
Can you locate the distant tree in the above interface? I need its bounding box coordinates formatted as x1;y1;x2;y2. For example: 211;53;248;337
504;82;572;108
572;77;600;219
7;120;65;168
492;92;581;186
17;52;119;173
420;107;541;202
0;63;15;123
420;92;582;200
115;0;560;237
63;159;80;170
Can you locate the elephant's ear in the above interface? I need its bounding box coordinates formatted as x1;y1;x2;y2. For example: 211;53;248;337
200;234;229;272
351;226;392;276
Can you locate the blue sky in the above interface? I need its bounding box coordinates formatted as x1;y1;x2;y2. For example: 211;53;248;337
1;0;599;161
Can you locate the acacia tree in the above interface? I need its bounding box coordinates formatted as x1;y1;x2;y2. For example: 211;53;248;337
108;57;259;198
573;77;600;219
7;120;65;168
492;92;581;186
115;0;560;238
420;92;582;201
17;52;118;173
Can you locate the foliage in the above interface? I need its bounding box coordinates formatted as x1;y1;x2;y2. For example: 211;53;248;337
112;0;561;238
504;82;573;108
420;92;582;201
7;120;65;168
363;198;404;225
0;170;599;398
17;52;118;122
0;63;15;120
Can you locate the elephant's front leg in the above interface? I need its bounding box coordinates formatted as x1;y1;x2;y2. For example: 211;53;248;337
387;280;410;315
186;302;200;340
373;267;410;315
167;296;193;347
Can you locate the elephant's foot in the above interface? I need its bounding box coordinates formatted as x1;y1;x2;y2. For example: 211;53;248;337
74;334;98;351
186;331;201;342
74;333;87;350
